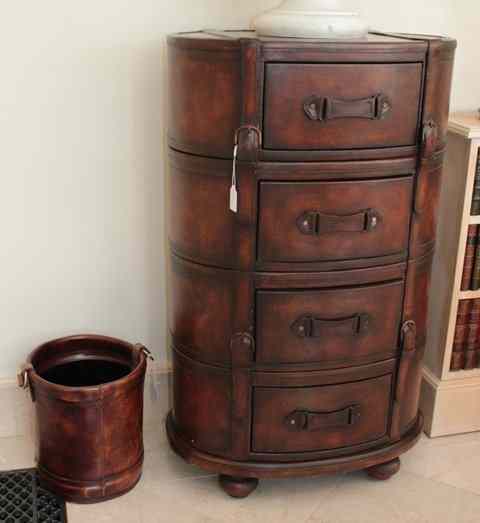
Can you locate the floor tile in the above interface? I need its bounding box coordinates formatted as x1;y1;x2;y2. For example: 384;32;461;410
430;449;480;496
140;445;214;486
307;470;480;523
3;429;480;523
402;433;480;483
67;488;141;523
0;436;35;469
137;474;341;523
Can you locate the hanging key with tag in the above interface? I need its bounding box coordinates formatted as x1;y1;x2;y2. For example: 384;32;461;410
229;143;239;213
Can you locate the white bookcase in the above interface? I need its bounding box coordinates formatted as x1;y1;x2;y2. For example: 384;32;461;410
421;112;480;436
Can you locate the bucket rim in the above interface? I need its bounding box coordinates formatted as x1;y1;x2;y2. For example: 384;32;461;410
26;334;147;395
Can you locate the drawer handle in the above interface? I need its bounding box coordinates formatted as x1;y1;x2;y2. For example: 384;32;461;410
285;405;362;431
303;93;392;122
297;209;380;236
291;313;370;339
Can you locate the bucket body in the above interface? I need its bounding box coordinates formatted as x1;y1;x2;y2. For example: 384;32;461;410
24;335;147;503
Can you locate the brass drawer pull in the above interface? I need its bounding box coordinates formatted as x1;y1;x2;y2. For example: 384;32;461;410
303;93;392;122
285;405;362;431
297;209;380;236
291;313;370;339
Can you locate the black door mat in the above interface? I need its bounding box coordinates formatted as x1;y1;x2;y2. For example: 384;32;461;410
0;469;67;522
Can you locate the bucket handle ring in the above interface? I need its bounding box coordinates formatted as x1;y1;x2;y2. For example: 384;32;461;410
18;363;35;401
17;363;33;390
134;344;154;362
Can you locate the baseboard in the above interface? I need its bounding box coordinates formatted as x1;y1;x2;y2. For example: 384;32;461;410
421;366;480;437
0;362;172;440
8;362;478;440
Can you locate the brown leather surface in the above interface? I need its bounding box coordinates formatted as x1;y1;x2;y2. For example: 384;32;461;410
263;63;423;150
27;335;146;503
258;177;413;263
252;374;392;453
256;280;404;367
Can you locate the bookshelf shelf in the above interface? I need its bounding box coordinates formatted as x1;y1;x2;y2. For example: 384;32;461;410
459;290;480;299
447;368;480;380
421;112;480;437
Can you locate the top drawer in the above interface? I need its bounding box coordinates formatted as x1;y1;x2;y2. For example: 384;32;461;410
263;63;423;151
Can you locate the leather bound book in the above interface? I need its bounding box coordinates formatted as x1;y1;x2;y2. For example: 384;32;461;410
471;228;480;290
461;225;478;290
451;300;471;371
476;301;480;368
464;300;480;369
471;151;480;215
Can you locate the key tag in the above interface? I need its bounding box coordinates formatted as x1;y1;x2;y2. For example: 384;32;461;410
229;143;239;213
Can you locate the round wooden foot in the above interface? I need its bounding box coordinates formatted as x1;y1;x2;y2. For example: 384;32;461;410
218;475;259;498
366;457;401;480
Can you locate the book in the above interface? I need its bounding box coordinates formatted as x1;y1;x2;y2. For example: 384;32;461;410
471;151;480;215
461;225;478;291
464;299;480;369
476;303;480;369
472;233;480;290
451;300;471;371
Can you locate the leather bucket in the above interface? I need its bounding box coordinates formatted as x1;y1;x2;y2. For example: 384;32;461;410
18;335;151;504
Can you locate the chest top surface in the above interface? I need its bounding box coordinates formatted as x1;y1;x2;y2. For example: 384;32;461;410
167;30;455;52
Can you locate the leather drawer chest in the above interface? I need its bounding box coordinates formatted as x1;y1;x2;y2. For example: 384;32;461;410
165;30;456;498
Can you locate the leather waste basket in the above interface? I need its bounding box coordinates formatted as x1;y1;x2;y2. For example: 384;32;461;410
18;334;151;503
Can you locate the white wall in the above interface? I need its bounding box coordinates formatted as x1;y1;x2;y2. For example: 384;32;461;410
0;1;478;379
350;0;479;111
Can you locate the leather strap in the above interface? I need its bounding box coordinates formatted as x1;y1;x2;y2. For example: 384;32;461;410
401;321;417;352
303;93;392;122
297;209;380;236
285;405;362;431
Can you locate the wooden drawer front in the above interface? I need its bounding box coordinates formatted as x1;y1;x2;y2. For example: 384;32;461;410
252;374;391;453
263;63;423;150
256;281;403;367
258;177;413;263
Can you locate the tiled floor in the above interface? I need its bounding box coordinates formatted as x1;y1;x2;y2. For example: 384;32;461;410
2;423;480;523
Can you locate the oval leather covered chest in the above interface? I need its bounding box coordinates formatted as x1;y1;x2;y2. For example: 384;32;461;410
166;30;456;497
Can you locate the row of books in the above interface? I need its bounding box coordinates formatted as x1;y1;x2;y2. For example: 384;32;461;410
451;299;480;371
461;225;480;290
471;150;480;215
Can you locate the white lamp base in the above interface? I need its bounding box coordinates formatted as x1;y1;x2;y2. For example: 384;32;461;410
254;0;368;39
